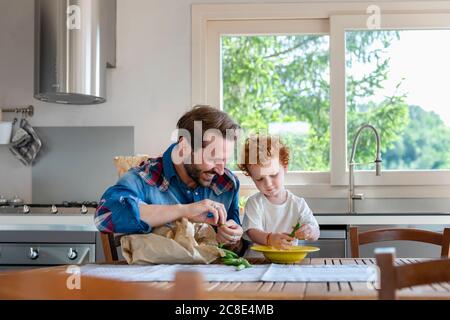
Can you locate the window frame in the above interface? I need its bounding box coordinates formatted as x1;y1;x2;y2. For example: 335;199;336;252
192;2;450;197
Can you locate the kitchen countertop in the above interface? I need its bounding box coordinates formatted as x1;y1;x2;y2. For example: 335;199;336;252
1;213;450;232
315;213;450;225
0;214;97;232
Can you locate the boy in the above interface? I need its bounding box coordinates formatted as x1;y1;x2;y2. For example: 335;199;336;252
239;135;320;249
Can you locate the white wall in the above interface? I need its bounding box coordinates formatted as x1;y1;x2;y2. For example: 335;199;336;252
0;0;438;205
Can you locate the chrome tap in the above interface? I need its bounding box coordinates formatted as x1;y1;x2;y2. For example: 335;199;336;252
349;124;382;214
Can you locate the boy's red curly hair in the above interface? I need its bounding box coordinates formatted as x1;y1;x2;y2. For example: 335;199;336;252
238;134;290;176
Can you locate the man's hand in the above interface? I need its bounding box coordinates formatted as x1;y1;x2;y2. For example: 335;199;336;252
216;219;243;245
294;224;320;241
183;199;227;226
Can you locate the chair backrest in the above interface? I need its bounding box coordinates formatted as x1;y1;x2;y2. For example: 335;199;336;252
376;248;450;300
0;268;204;300
349;227;450;258
101;232;123;263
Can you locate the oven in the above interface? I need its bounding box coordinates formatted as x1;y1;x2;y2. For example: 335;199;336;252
0;202;98;271
0;230;97;271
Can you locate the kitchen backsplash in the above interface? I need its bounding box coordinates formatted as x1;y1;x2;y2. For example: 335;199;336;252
31;126;134;203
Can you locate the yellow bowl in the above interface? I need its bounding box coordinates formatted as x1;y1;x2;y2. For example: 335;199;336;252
250;245;320;264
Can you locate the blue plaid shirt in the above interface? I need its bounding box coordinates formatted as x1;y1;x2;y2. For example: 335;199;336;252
94;143;241;234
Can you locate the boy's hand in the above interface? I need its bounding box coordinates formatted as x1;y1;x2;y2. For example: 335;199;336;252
294;224;320;241
268;233;294;250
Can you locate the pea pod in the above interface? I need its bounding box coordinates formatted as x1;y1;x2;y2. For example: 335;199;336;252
223;259;241;266
289;221;302;238
218;245;252;270
236;264;246;271
242;259;252;268
221;248;239;259
224;252;236;259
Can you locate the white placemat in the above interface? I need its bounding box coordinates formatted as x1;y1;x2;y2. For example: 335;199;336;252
81;264;267;282
81;264;377;282
261;264;377;282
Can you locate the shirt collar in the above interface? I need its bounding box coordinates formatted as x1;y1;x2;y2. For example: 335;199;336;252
210;169;237;196
162;143;178;182
162;142;237;196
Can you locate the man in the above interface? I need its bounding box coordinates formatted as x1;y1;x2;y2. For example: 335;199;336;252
95;105;245;254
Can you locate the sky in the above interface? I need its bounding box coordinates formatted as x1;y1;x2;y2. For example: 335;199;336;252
349;29;450;126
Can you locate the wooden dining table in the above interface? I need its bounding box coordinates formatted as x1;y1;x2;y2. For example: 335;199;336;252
187;257;450;300
1;258;450;300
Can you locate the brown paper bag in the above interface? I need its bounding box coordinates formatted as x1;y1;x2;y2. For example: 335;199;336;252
120;218;223;264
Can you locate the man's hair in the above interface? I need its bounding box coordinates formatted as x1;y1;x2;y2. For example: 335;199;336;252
176;105;240;150
238;134;290;176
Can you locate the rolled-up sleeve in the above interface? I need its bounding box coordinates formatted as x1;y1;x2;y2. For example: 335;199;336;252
94;171;151;234
242;197;263;233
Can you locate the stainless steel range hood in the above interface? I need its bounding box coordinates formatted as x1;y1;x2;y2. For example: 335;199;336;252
34;0;116;105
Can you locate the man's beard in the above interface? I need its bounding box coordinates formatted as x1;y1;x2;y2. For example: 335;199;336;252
184;164;215;187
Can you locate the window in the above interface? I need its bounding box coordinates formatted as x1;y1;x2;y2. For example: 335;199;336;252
222;34;330;171
192;4;450;195
331;13;450;186
346;30;450;171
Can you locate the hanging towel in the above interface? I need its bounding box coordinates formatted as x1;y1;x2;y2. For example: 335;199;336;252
9;119;42;166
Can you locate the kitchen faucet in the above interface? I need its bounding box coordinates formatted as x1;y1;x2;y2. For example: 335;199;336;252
348;124;382;214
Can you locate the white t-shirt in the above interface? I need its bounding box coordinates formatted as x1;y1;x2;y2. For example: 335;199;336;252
242;190;318;240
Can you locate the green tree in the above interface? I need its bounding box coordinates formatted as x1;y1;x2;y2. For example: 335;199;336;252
384;105;450;169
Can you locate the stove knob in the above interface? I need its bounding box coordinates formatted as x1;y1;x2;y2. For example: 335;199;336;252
29;248;39;260
10;195;23;206
67;248;78;260
80;205;88;214
23;205;30;214
0;195;8;206
51;205;58;214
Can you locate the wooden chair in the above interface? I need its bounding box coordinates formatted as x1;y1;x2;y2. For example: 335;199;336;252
101;232;123;263
349;227;450;258
0;268;204;300
376;248;450;300
100;155;149;263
